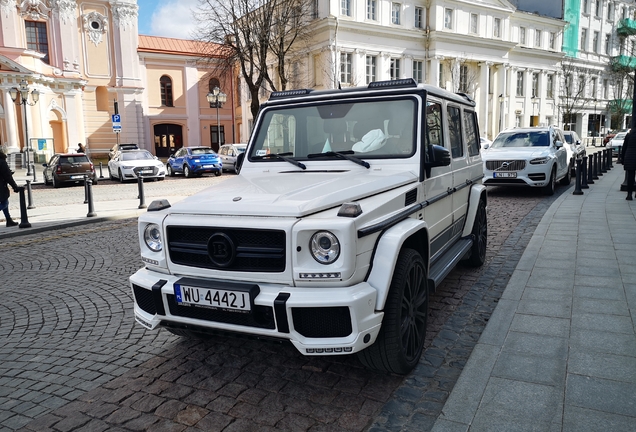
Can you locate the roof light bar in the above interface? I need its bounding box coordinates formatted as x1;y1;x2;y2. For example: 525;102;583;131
269;89;313;99
368;78;417;89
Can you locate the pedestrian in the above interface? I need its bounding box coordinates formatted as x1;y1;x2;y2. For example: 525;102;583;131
77;143;85;153
621;128;636;200
0;149;21;227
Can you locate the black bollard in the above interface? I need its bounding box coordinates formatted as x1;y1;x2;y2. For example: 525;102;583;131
26;180;35;209
587;154;595;184
18;187;31;228
621;171;628;191
597;152;604;176
573;158;584;195
593;152;600;179
581;156;589;189
609;149;614;169
99;162;104;179
83;175;89;204
601;149;608;173
86;178;96;217
31;163;37;183
137;174;147;209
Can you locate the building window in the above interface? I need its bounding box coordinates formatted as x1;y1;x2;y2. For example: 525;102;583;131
608;2;614;21
549;32;556;49
341;0;351;16
532;72;539;97
605;33;611;54
547;74;554;99
459;65;469;92
340;53;352;84
520;27;526;45
390;58;401;80
516;71;524;97
25;21;49;64
535;29;541;47
603;79;609;99
470;14;478;34
444;8;453;29
211;125;225;147
581;28;587;51
593;31;599;53
494;18;501;38
367;0;376;20
160;75;173;107
366;55;376;84
583;0;589;14
413;60;423;83
415;7;424;29
622;6;627;20
579;74;586;97
595;0;601;17
392;3;401;25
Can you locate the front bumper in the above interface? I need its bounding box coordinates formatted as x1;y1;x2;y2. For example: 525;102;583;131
130;268;383;355
483;166;551;188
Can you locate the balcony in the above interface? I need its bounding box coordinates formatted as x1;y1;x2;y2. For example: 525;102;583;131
610;55;636;72
617;18;636;37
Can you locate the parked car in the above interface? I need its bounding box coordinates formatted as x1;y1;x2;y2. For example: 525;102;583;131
166;146;222;177
562;130;586;176
218;143;247;173
129;79;488;375
42;153;98;188
609;131;628;157
482;125;570;195
108;149;165;182
480;137;492;150
108;143;139;160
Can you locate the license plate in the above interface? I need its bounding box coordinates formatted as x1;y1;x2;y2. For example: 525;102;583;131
203;165;214;168
174;284;251;312
494;172;517;178
71;175;84;179
141;170;153;174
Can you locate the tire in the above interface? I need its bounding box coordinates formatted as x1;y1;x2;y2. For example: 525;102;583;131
44;173;51;186
109;167;114;181
52;175;60;188
184;165;192;178
167;164;174;177
465;198;487;267
543;168;556;195
119;169;125;183
357;248;428;374
560;163;572;186
215;171;222;176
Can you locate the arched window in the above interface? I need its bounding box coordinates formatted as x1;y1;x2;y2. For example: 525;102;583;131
160;75;173;107
209;78;220;108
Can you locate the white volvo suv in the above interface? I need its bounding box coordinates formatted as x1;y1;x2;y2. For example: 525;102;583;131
129;79;488;374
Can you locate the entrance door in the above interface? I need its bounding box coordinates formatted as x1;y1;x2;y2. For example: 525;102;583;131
154;124;183;158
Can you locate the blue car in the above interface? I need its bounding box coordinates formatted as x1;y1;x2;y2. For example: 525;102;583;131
166;146;222;177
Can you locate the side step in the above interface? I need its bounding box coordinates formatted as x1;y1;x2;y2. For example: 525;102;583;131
428;237;473;291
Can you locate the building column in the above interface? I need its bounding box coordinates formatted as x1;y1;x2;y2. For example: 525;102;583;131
508;67;517;127
3;90;20;153
496;64;508;135
478;62;490;139
428;57;441;88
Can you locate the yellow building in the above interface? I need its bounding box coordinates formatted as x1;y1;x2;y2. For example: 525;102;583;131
0;0;233;166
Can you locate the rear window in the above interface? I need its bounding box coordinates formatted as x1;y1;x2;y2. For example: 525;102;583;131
60;156;89;164
191;148;216;155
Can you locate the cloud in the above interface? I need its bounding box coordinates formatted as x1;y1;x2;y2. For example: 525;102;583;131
148;0;200;39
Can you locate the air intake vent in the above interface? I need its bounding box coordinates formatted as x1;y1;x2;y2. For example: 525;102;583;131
405;189;417;206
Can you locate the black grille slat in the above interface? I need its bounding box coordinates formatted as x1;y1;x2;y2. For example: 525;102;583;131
292;307;352;338
405;189;417;206
133;284;156;315
166;294;275;329
167;227;286;272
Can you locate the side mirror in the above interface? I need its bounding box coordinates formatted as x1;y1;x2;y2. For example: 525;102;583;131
424;145;451;177
169;153;174;158
483;143;490;150
576;140;581;145
555;141;564;148
236;152;245;174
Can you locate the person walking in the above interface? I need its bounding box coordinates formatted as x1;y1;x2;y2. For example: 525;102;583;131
0;150;21;227
77;143;85;153
621;129;636;200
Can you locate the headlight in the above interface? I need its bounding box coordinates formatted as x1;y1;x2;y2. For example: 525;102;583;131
122;165;132;169
310;231;340;264
530;157;550;165
144;223;162;252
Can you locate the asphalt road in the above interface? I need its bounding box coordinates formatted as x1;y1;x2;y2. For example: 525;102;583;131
0;177;570;432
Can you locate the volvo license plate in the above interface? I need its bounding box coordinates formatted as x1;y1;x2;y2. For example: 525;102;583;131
494;172;517;178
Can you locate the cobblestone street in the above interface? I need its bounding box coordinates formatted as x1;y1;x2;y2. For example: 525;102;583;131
0;184;568;431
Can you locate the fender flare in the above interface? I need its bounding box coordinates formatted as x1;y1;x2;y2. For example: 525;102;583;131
366;218;429;311
461;184;487;237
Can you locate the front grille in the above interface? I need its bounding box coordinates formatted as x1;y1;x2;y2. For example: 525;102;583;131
133;284;156;314
166;294;275;329
486;160;527;171
167;227;286;272
292;307;352;338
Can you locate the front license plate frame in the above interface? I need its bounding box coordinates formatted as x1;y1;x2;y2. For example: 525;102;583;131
494;172;517;178
173;277;260;313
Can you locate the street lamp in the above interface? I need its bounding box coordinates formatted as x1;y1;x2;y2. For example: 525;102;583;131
9;79;39;175
206;86;227;149
498;94;505;133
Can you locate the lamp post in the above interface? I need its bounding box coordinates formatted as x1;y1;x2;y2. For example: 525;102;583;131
9;79;39;175
592;98;598;147
207;86;227;150
499;94;505;133
531;96;538;126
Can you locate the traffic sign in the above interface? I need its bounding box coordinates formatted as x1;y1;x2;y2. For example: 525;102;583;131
112;113;121;133
112;114;121;123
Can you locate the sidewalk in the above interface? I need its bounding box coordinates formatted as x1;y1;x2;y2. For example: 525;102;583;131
433;164;636;431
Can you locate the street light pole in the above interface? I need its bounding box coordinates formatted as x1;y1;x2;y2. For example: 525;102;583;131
207;86;227;150
9;80;39;175
592;98;598;147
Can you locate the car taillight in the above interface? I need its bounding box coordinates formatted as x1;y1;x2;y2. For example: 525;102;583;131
90;163;94;170
56;165;62;174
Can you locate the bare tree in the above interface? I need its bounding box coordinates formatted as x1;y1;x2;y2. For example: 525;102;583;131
194;0;315;119
446;58;479;97
558;59;590;130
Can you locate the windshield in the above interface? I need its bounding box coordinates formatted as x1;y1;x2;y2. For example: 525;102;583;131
121;151;153;161
491;131;549;148
190;148;216;155
564;134;573;144
249;98;416;160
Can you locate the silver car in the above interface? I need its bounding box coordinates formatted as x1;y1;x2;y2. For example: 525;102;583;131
218;143;247;173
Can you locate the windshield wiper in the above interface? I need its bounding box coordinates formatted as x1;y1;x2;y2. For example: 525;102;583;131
253;152;306;169
307;151;370;169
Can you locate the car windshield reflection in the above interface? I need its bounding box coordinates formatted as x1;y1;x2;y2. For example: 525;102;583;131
121;151;154;161
492;131;549;148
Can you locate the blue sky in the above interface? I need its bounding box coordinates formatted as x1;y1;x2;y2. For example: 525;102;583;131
136;0;200;39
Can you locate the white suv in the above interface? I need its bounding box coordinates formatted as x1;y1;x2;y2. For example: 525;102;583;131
129;79;487;374
482;126;570;195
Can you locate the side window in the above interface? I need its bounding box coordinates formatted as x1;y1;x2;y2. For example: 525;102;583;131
447;105;463;158
425;101;443;149
463;110;480;156
160;75;173;107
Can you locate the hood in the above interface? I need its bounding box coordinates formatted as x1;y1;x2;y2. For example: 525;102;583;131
169;169;418;217
482;147;551;160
